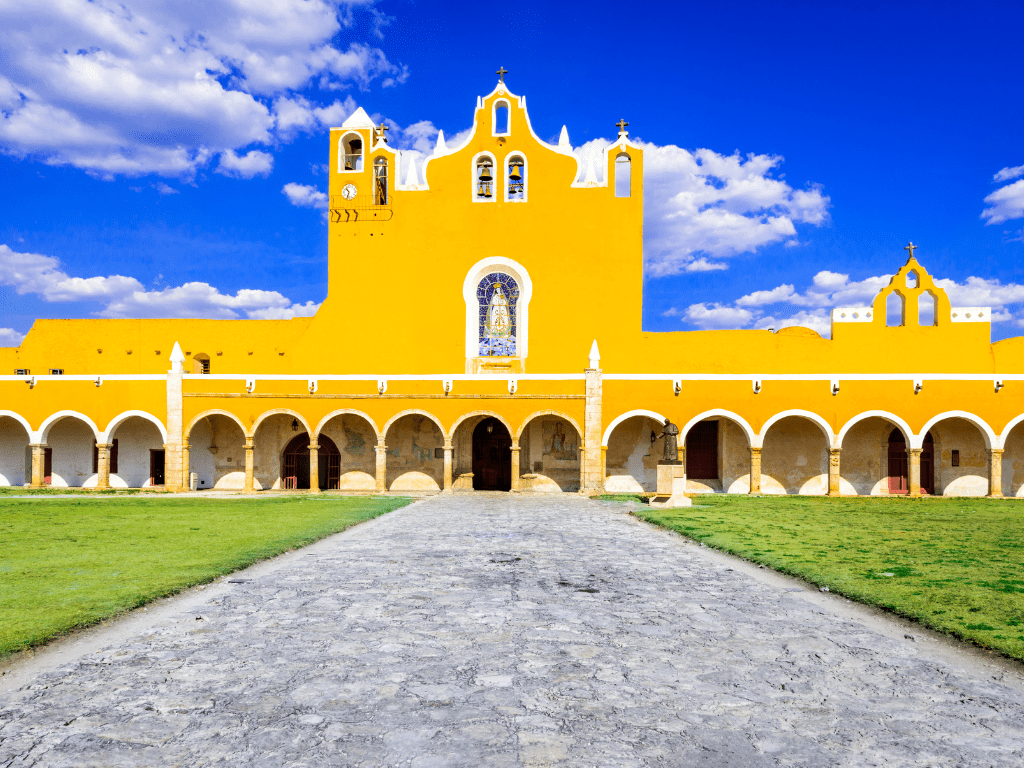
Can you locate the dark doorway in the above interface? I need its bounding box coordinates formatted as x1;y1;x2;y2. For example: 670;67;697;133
686;420;719;479
43;447;52;485
282;434;341;490
150;449;166;485
888;429;934;494
472;417;512;491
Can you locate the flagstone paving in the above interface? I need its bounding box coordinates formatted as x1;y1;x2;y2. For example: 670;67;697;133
2;494;1024;767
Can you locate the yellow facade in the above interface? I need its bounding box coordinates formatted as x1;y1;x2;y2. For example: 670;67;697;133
2;79;1023;497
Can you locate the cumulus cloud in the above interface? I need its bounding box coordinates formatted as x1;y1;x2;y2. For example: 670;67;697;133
0;1;403;178
994;165;1024;183
217;149;274;179
282;182;329;210
0;243;319;319
571;139;830;276
683;303;754;330
982;178;1024;225
0;328;26;347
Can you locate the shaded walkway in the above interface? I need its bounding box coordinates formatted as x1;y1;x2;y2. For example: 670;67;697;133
2;496;1023;766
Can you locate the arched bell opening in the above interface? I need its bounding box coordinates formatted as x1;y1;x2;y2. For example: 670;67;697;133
472;417;513;491
760;416;831;495
0;415;31;487
614;153;631;198
517;414;581;493
506;154;526;201
339;131;363;172
885;292;905;327
474;154;496;200
316;413;378;491
384;413;444;492
373;157;388;205
918;290;938;326
282;434;340;490
187;414;248;490
604;414;663;493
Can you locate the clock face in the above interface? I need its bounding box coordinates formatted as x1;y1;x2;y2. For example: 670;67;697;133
341;183;357;200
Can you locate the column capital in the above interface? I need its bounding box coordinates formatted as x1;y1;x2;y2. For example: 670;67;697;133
443;442;453;451
29;442;47;450
308;442;319;451
990;447;1005;455
749;445;762;455
908;447;922;456
95;442;113;450
245;438;255;449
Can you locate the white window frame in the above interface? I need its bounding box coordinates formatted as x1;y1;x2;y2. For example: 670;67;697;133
338;131;364;173
471;151;498;203
502;151;528;203
492;99;511;136
463;257;533;360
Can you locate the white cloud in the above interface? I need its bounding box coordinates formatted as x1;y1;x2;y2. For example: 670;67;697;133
982;178;1024;225
154;182;178;195
0;328;26;347
685;258;728;272
216;149;274;179
282;182;329;210
736;284;796;307
754;309;831;337
683;303;754;330
994;164;1024;183
933;276;1024;307
0;1;403;178
0;243;319;319
571;139;830;277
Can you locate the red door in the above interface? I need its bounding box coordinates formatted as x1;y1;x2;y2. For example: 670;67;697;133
43;447;52;485
920;432;934;495
685;421;719;479
887;429;908;494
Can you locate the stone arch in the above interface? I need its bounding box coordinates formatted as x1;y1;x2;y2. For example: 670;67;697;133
38;410;100;443
757;409;835;449
998;413;1024;451
449;410;514;445
383;410;445;492
836;410;913;448
249;409;312;440
184;409;248;442
314;409;381;442
101;410;167;443
0;411;32;487
758;411;834;495
383;409;446;442
916;411;994;450
681;410;756;447
516;410;583;493
602;409;667;447
998;413;1024;497
682;410;757;495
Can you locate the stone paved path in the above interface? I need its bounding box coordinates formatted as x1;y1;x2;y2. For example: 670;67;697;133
2;495;1024;767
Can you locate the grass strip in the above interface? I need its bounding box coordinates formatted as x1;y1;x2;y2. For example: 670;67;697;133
0;495;411;659
610;494;1024;662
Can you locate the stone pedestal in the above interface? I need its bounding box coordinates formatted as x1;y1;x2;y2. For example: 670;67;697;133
650;462;691;508
453;472;474;491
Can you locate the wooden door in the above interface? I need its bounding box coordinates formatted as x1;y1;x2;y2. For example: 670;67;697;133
150;450;165;485
472;418;512;491
686;421;719;479
887;429;908;494
920;432;934;495
43;447;52;485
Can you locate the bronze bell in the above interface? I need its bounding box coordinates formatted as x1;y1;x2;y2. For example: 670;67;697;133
344;159;353;171
483;184;493;198
509;163;522;182
479;165;493;182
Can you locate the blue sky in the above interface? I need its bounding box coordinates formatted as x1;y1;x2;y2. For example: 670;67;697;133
2;0;1023;347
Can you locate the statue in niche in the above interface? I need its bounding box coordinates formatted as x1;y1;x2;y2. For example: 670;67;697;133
657;418;680;464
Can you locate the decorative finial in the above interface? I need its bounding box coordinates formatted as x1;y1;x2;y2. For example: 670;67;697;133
616;119;629;136
904;242;917;259
589;340;600;369
375;124;390;143
496;66;508;83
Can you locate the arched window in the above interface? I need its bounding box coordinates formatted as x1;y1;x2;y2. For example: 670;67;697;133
906;270;919;289
506;154;526;201
918;290;937;326
193;353;210;375
477;272;519;356
373;157;388;205
339;132;363;172
463;257;532;366
474;154;495;201
615;153;631;197
885;292;905;327
493;100;510;136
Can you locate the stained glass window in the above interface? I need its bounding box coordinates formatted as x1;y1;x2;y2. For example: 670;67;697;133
477;272;519;356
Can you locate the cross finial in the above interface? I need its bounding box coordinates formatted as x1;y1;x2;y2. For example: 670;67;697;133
375;124;389;143
904;241;917;259
496;66;507;83
616;119;629;135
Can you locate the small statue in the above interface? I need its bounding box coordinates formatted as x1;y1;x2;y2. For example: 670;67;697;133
656;418;680;464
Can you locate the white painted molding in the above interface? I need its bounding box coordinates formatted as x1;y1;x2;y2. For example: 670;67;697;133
0;410;33;441
601;409;667;447
836;411;915;448
998;414;1024;449
681;410;757;449
462;256;533;362
757;409;836;450
313;409;381;440
36;410;101;444
382;409;446;440
101;410;168;443
915;411;996;450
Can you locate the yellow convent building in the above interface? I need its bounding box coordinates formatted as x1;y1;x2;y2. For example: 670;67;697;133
2;78;1024;499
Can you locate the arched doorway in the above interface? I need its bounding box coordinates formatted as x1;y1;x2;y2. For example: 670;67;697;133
473;417;511;491
888;429;933;494
282;435;340;490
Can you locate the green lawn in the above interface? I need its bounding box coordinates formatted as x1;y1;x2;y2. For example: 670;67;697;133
621;494;1024;661
0;495;411;659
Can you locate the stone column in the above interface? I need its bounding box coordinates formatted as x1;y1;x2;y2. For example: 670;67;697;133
164;367;183;492
308;441;320;494
828;448;841;496
510;445;521;493
989;448;1004;498
180;440;190;490
582;367;603;493
244;438;255;493
748;447;761;494
375;439;387;492
600;445;608;488
442;443;453;493
30;443;47;488
96;442;112;489
908;448;922;497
